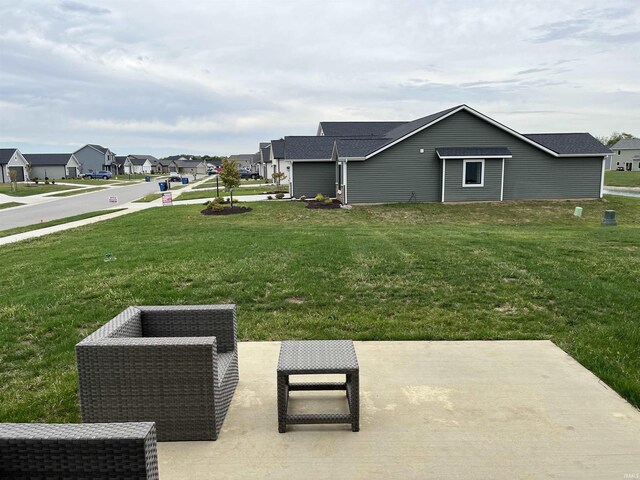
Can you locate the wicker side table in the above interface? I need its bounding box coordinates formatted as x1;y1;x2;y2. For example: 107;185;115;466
277;340;360;433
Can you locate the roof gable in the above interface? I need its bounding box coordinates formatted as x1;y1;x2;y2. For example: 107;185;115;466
0;148;17;164
365;105;611;159
270;139;285;158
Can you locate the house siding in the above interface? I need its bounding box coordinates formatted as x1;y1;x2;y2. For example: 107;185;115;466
347;110;603;204
74;147;106;173
30;165;66;179
292;162;335;197
612;149;640;171
444;159;502;202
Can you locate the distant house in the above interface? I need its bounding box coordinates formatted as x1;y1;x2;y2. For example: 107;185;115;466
73;144;117;174
229;154;256;170
609;138;640;171
176;159;207;175
0;148;30;183
156;158;178;173
23;153;82;179
284;105;610;204
126;155;157;174
113;156;127;175
270;139;289;184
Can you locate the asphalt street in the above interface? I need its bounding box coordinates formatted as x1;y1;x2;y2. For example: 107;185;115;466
0;179;168;231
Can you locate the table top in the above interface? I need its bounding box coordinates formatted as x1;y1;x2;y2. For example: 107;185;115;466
277;340;359;374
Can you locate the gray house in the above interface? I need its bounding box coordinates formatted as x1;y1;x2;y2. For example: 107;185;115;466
23;153;82;179
609;137;640;171
73;144;116;174
176;159;207;175
0;148;30;183
288;105;611;204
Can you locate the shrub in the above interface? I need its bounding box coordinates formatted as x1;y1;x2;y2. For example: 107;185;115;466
51;180;55;184
211;202;224;212
275;192;285;199
32;177;39;184
267;195;273;200
314;193;325;202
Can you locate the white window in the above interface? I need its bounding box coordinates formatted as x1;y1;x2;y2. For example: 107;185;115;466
462;159;484;187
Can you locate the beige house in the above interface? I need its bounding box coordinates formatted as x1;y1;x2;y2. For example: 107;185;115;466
610;138;640;171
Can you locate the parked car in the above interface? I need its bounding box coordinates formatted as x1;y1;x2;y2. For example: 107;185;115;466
239;168;259;180
168;172;182;182
83;170;112;179
616;166;624;171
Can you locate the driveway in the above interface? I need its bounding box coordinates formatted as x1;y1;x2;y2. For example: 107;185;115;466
0;179;168;231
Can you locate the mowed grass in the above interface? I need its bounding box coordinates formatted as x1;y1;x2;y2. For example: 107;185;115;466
1;196;639;423
48;187;108;197
0;183;79;196
605;171;640;187
178;185;288;200
0;209;127;238
0;202;25;209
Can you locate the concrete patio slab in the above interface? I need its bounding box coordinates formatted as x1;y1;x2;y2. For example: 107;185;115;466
158;341;640;479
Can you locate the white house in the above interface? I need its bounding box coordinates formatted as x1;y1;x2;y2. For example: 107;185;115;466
0;148;30;183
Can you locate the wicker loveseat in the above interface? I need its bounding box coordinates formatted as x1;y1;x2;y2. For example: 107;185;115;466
0;422;158;479
76;304;238;441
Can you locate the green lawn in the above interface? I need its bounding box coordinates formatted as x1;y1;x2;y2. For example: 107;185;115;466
178;185;288;200
0;209;126;238
0;183;79;197
605;170;640;187
48;187;108;197
58;179;121;186
0;202;25;210
1;196;639;424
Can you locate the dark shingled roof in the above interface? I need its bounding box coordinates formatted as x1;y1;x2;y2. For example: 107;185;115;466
335;138;390;158
284;136;341;160
175;159;205;167
524;133;611;155
0;148;17;164
261;145;271;163
319;121;407;137
23;153;74;166
88;144;109;154
436;147;512;158
270;139;285;159
610;137;640;150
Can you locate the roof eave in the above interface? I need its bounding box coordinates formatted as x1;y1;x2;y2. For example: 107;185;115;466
436;154;513;160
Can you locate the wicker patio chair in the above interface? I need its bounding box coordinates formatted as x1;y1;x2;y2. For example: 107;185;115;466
76;304;238;441
0;422;158;479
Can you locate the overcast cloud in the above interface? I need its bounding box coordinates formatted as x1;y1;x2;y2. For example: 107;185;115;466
1;0;638;157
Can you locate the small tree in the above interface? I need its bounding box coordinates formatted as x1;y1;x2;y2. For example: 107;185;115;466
8;169;17;193
219;158;241;191
272;171;286;186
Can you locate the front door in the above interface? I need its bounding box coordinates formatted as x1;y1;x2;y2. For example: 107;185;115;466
8;167;24;182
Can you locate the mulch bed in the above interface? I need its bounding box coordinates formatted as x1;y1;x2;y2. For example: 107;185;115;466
200;206;252;215
304;199;342;209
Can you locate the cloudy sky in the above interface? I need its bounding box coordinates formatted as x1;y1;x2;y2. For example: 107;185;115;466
1;0;638;157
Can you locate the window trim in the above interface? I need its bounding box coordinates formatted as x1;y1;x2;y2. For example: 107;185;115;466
462;159;485;187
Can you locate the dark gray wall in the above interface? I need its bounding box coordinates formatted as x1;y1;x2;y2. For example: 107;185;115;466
292;162;335;197
348;110;603;204
74;147;105;173
444;159;502;202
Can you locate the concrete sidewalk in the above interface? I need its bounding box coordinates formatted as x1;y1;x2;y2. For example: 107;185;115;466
158;341;640;479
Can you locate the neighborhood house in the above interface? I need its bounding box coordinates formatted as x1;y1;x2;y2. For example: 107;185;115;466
271;105;610;204
23;153;82;179
610;137;640;172
0;148;30;183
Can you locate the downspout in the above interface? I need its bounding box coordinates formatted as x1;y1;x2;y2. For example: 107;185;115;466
500;158;505;201
344;159;348;205
441;159;446;202
599;157;605;198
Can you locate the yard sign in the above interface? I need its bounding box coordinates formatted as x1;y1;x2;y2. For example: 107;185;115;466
162;192;173;206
